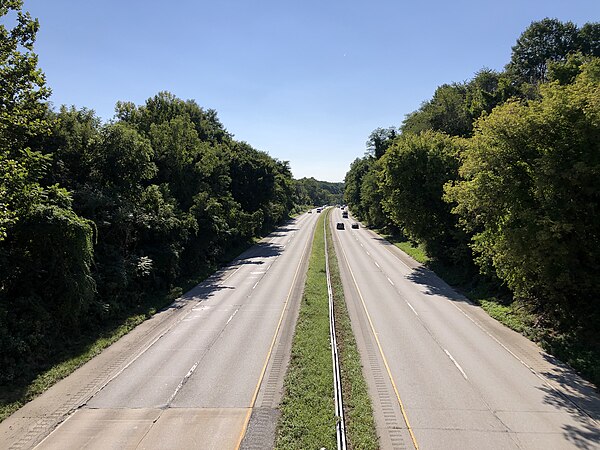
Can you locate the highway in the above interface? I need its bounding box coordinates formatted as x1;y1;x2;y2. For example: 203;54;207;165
1;212;318;450
330;208;600;450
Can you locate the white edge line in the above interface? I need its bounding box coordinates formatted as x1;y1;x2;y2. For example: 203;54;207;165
226;308;239;324
406;301;419;316
444;348;468;380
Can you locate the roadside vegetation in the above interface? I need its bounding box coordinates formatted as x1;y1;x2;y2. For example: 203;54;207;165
345;19;600;388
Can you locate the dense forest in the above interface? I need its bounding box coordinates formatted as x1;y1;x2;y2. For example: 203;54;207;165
0;2;332;385
295;177;344;206
345;18;600;384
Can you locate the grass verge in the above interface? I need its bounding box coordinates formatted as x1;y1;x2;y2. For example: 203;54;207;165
327;216;379;449
275;211;336;449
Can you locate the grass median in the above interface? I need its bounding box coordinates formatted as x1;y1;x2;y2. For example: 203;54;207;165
275;211;336;449
275;209;378;449
326;216;379;449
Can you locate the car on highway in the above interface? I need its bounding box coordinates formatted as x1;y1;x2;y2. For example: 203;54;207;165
336;222;345;230
351;222;359;229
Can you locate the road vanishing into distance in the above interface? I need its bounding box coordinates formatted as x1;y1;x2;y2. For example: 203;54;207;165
330;207;600;450
2;208;600;449
0;213;319;450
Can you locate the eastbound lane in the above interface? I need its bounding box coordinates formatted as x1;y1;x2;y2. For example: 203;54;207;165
331;208;600;450
1;212;317;450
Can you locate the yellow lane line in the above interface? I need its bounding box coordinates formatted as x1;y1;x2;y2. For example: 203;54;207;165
336;231;420;450
234;216;316;449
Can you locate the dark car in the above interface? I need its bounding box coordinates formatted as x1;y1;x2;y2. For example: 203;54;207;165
336;222;345;230
351;222;359;229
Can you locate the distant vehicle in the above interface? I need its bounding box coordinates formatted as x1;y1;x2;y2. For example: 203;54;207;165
351;222;359;229
308;210;312;213
342;211;349;218
316;208;322;213
336;222;345;230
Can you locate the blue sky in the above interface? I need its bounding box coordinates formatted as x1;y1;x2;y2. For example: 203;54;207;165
21;0;600;181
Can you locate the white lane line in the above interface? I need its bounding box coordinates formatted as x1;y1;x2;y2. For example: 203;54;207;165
406;301;419;316
366;251;371;256
387;277;395;286
444;349;468;380
167;360;201;404
252;281;259;290
374;261;380;268
265;264;272;272
222;266;242;283
360;243;364;247
226;308;240;325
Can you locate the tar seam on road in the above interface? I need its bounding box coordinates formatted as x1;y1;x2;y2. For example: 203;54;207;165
336;236;420;450
234;216;316;449
324;214;347;450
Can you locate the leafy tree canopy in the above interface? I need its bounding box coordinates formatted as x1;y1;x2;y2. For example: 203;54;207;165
446;59;600;323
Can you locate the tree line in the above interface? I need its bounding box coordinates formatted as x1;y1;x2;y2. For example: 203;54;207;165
0;2;305;383
294;177;344;207
345;19;600;356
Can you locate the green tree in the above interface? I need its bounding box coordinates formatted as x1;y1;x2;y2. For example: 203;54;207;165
505;18;600;85
366;127;398;159
446;59;600;324
0;2;96;382
359;162;387;228
379;131;468;262
402;83;471;137
344;157;372;221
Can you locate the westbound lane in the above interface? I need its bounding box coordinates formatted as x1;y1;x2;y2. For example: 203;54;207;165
330;208;600;450
1;212;317;450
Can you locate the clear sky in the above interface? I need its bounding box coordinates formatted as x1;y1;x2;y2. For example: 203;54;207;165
20;0;600;182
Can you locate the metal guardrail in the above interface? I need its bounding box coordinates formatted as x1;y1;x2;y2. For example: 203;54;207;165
324;214;347;450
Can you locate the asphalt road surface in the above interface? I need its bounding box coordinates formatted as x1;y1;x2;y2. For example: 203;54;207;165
331;208;600;450
1;212;318;450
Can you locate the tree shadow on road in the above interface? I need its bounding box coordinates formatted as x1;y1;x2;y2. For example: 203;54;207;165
404;266;473;305
235;241;284;262
536;362;600;449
